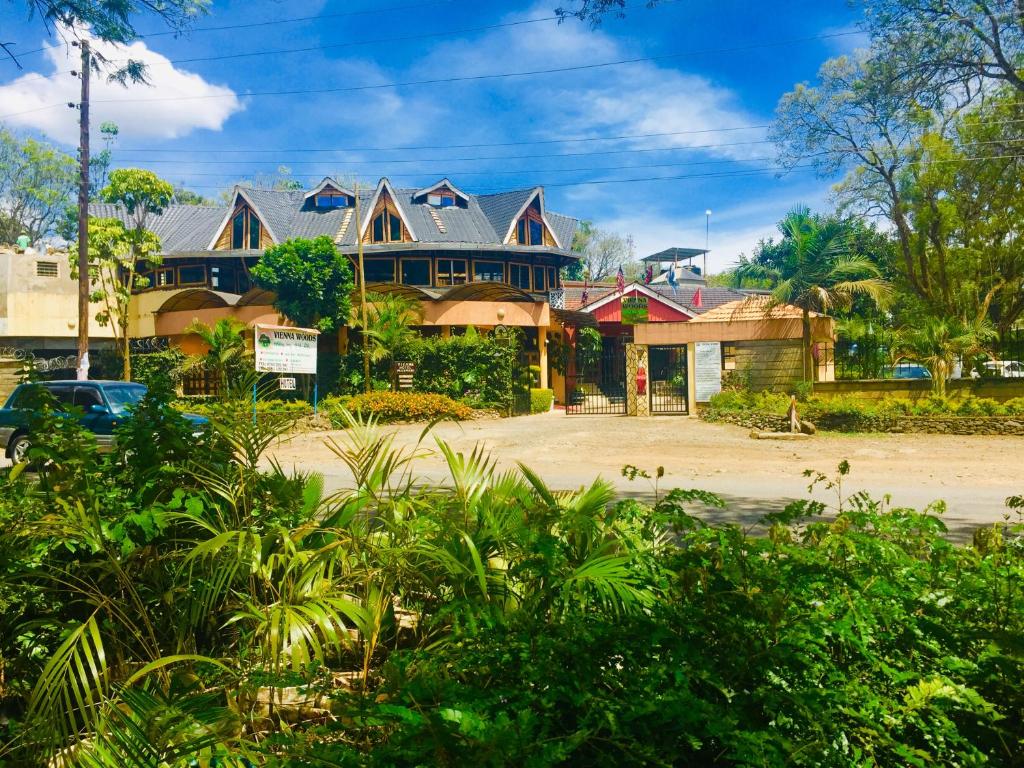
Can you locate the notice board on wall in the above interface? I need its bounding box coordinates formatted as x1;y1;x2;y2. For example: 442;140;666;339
254;325;319;375
694;341;722;402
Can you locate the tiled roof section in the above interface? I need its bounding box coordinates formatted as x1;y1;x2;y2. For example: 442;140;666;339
646;285;746;314
88;202;225;252
691;294;817;322
475;188;535;243
561;280;617;310
91;182;579;254
545;211;577;250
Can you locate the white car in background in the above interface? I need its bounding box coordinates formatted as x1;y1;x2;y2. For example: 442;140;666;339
971;360;1024;378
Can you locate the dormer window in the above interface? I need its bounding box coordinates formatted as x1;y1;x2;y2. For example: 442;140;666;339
428;193;456;207
371;211;405;243
315;193;350;209
516;212;546;246
231;207;262;249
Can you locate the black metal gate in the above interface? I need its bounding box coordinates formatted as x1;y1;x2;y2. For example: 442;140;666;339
567;337;626;414
648;345;688;414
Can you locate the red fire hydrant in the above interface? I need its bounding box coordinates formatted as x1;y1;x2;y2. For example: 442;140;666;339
636;364;647;397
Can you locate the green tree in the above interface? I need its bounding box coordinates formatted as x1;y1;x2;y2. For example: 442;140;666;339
184;317;250;395
5;0;209;66
87;168;174;380
735;207;892;383
0;128;77;243
893;316;997;395
349;292;423;381
251;236;355;332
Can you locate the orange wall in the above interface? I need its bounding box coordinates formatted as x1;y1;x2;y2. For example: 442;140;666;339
154;305;286;337
422;300;550;328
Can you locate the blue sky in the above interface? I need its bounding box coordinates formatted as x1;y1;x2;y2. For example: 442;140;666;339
0;0;863;271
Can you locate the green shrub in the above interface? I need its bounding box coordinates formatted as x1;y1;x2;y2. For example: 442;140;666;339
1003;397;1024;415
132;349;187;389
529;388;553;414
413;329;523;409
343;391;473;423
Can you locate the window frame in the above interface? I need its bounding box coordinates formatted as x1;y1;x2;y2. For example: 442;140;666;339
362;257;396;283
230;207;263;250
472;260;505;283
532;265;545;292
154;268;175;288
315;193;350;209
547;266;557;290
508;263;531;291
177;264;207;287
435;258;467;287
370;206;407;243
400;257;431;287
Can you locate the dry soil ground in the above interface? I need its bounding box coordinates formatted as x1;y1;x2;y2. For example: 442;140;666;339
267;412;1024;541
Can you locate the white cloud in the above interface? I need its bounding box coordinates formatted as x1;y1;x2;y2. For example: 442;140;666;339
0;29;243;145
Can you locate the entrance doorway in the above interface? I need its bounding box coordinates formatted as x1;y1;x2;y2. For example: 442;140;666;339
648;345;688;414
566;337;626;414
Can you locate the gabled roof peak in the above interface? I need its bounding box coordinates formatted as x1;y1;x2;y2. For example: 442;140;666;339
412;178;470;203
304;177;355;200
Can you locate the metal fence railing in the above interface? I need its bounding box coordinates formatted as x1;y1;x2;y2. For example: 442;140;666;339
833;326;1024;380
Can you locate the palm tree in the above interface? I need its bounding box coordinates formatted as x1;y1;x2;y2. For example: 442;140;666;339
184;317;250;395
349;292;424;382
893;316;997;396
735;207;892;384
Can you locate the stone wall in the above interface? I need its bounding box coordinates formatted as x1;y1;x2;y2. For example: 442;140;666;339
701;408;1024;436
815;378;1024;402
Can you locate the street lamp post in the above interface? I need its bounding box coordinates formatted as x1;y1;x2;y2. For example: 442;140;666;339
704;209;712;277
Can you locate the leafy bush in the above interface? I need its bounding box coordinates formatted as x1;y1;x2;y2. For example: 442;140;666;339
413;328;523;409
343;390;473;423
530;387;553;413
127;349;187;389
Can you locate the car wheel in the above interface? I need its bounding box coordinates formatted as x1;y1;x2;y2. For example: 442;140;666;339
9;434;31;463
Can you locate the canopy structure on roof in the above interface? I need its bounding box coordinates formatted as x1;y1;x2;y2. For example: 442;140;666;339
155;289;236;313
642;247;708;263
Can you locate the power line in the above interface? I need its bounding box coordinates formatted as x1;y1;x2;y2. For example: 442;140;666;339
0;0;464;64
86;30;865;106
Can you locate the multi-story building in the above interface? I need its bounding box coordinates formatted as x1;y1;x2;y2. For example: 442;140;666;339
90;176;587;394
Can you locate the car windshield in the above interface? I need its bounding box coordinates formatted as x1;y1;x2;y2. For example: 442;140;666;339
104;384;147;415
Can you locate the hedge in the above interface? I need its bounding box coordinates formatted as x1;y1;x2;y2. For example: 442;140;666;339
530;388;553;414
343;391;473;423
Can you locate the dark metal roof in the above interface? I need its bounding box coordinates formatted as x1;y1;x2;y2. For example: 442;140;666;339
642;247;708;263
90;180;580;258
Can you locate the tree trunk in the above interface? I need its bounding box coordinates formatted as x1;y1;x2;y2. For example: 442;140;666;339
802;308;814;386
121;322;131;381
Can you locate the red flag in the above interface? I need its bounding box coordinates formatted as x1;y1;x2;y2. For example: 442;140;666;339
616;266;625;294
692;288;703;308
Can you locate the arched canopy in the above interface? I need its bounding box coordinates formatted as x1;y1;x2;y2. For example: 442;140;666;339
156;289;235;313
235;286;277;307
362;282;439;301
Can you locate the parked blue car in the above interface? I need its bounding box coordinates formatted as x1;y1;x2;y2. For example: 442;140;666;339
0;380;208;462
889;363;932;380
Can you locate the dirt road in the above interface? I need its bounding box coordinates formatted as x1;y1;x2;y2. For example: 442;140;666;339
267;412;1024;541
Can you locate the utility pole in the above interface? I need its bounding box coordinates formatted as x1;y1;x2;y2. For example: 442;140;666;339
704;209;711;278
74;39;91;381
354;183;370;392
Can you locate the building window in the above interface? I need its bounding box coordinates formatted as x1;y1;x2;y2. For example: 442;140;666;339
427;193;455;207
315;193;349;208
529;219;543;246
509;263;531;290
436;258;467;286
370;209;406;243
517;219;526;244
178;265;206;286
532;265;545;292
722;344;737;371
473;260;504;282
230;207;263;250
210;266;221;289
35;261;59;277
363;258;396;283
401;259;430;286
155;269;174;287
547;266;557;289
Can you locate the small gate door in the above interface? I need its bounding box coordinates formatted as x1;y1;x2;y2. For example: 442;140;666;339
648;345;688;414
566;337;626;414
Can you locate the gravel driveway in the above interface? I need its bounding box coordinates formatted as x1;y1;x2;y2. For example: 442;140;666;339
267;412;1024;541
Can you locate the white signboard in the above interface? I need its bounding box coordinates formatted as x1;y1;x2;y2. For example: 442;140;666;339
254;325;319;375
278;377;297;391
694;341;723;402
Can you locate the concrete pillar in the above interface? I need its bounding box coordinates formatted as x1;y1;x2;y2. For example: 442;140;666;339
626;343;650;416
538;326;548;389
686;342;697;415
441;325;452;338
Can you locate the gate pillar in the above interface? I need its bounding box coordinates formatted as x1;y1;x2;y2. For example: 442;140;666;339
625;343;650;416
686;342;697;415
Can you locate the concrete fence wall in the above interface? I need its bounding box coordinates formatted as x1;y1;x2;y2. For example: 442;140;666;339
815;378;1024;402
